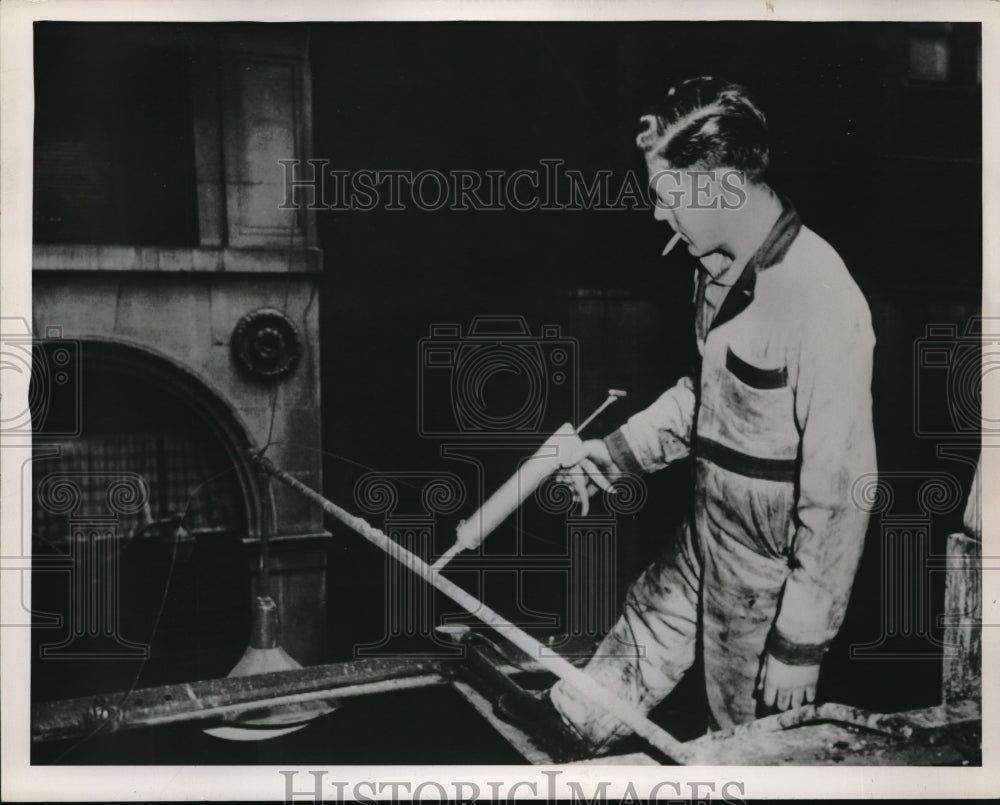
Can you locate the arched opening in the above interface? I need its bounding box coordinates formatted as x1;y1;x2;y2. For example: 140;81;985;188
31;339;271;702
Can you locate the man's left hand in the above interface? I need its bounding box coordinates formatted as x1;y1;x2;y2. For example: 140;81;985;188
756;653;819;711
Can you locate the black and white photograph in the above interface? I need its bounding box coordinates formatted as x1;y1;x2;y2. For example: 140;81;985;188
1;1;996;800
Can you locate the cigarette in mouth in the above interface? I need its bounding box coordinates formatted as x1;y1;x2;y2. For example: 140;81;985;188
662;232;683;257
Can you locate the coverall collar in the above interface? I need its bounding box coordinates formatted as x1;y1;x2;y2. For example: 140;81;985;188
709;193;802;333
697;252;745;286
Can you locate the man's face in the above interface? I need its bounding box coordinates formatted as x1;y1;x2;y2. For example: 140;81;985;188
646;159;731;258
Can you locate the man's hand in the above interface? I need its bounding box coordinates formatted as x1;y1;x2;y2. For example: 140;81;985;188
756;653;819;711
554;438;622;516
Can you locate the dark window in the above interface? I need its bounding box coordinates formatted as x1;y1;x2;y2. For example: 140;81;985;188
32;24;199;245
31;355;250;701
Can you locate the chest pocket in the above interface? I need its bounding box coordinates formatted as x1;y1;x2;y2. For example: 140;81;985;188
725;347;787;389
712;346;796;454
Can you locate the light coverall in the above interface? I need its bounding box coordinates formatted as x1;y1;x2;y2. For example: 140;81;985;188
550;199;877;748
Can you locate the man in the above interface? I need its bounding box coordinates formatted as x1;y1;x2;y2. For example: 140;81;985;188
547;77;877;753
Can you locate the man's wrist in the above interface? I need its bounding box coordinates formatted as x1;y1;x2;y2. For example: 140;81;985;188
765;629;829;666
603;429;643;475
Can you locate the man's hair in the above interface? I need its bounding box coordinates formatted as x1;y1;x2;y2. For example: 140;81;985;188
636;77;770;181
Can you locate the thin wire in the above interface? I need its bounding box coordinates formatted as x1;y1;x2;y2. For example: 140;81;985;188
48;429;580;757
253;263;303;598
262;385;280;458
48;461;242;761
273;439;573;550
51;160;313;758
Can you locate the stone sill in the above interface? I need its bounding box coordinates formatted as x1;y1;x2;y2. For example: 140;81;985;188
240;530;333;547
33;244;323;274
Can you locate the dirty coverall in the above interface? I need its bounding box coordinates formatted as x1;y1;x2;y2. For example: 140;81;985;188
550;199;877;748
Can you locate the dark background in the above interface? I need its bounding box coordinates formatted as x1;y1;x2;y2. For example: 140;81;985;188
31;21;982;761
310;21;982;716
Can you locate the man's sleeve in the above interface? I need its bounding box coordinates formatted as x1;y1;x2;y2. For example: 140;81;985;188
766;285;877;665
602;376;697;474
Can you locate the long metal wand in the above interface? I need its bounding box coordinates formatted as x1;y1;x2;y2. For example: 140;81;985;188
251;451;692;764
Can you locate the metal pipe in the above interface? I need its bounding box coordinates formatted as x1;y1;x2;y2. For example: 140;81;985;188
575;389;627;434
32;657;443;743
121;675;443;730
253;453;694;764
430;542;463;571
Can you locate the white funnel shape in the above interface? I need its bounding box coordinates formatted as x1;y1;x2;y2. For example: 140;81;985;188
203;596;336;741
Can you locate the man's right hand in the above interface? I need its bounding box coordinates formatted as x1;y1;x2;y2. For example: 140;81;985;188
555;438;623;516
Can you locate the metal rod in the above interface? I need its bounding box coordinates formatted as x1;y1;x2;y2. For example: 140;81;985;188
32;657;442;743
119;675;444;730
253;453;694;764
575;389;627;435
257;465;273;597
431;542;463;571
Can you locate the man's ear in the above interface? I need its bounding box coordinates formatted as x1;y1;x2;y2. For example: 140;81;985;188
647;164;685;210
719;169;750;210
689;168;734;210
